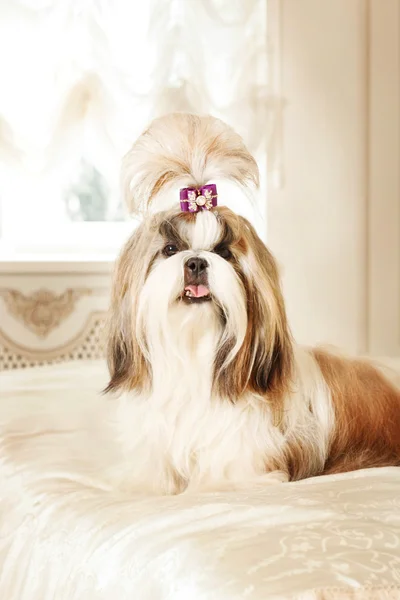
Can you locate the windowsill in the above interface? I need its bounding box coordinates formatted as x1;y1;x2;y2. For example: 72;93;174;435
0;255;115;273
0;221;138;272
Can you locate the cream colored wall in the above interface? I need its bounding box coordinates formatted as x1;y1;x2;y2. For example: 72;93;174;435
268;0;369;353
368;0;400;356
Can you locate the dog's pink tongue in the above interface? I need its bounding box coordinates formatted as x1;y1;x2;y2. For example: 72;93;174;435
185;284;210;298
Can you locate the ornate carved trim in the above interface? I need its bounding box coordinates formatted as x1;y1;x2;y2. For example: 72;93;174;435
0;311;106;360
0;287;92;338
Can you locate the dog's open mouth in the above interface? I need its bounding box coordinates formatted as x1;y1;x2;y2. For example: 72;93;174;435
182;284;211;303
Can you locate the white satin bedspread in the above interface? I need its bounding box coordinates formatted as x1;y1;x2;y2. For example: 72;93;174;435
1;362;400;600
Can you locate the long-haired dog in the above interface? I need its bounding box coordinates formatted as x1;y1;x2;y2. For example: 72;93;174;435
4;113;400;599
103;112;400;494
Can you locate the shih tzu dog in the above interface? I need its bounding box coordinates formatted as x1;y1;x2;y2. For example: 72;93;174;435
104;112;400;495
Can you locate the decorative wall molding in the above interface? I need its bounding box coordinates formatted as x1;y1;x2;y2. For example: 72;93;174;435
0;287;92;338
0;311;106;363
0;262;110;370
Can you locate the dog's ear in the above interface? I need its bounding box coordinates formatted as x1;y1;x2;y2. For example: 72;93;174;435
104;311;150;395
104;226;151;395
214;218;293;403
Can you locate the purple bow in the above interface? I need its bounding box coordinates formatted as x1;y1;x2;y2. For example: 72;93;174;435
180;184;218;213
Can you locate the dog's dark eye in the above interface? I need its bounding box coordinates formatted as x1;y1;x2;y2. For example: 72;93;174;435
163;244;179;257
214;244;232;260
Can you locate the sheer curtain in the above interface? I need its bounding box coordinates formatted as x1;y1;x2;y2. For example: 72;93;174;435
0;0;274;255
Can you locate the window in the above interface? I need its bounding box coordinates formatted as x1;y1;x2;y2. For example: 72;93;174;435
0;1;270;258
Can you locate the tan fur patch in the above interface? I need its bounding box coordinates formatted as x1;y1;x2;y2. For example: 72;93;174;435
214;211;293;405
313;350;400;474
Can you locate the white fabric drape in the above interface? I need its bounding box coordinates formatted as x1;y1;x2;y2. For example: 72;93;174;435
0;0;279;235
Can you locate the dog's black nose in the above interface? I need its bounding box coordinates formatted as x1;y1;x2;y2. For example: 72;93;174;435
185;257;208;276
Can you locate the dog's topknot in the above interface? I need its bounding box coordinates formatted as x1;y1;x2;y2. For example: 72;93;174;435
121;113;259;215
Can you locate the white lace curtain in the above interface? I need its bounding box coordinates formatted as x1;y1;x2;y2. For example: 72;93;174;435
0;0;277;244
